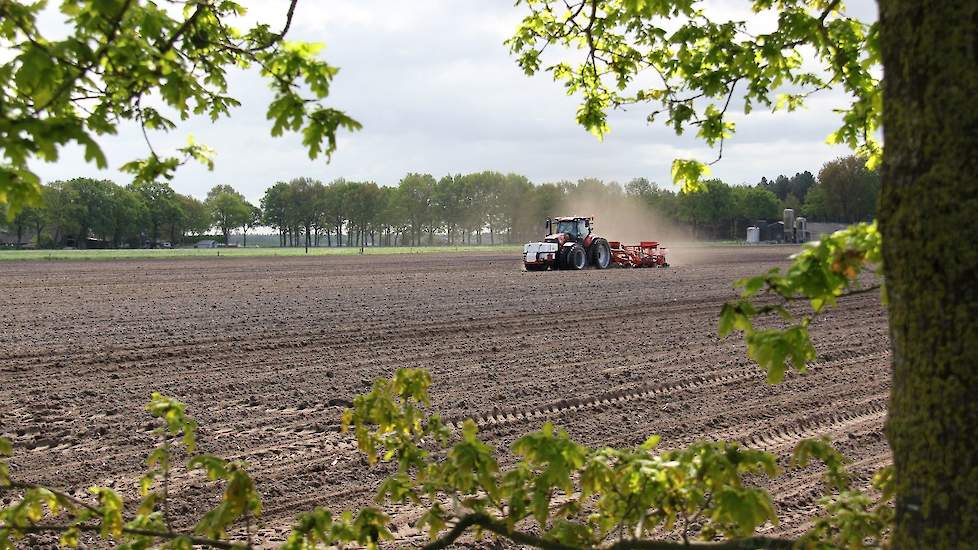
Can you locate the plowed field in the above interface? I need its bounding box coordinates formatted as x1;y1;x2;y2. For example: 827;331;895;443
0;246;890;547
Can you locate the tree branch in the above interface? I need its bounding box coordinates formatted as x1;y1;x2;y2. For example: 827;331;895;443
7;482;100;515
242;0;300;52
606;537;796;550
4;524;245;550
159;2;209;55
276;0;299;41
838;284;883;298
421;513;796;550
776;284;883;303
707;78;740;166
35;0;135;114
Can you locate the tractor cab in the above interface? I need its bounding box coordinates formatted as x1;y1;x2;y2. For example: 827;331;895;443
546;217;592;244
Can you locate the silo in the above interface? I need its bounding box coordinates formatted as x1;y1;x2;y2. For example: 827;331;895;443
795;216;808;242
783;209;796;242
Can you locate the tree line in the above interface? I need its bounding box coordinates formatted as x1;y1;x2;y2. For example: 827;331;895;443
0;155;879;248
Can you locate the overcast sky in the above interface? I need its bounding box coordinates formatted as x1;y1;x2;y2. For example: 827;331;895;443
32;1;876;203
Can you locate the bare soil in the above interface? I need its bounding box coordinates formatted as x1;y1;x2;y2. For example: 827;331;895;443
0;246;890;547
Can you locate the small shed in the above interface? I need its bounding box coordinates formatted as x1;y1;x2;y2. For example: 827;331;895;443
759;221;785;243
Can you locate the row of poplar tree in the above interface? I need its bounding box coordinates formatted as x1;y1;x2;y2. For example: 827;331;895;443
1;156;878;248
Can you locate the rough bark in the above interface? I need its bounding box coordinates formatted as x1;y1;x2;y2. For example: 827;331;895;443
878;0;978;546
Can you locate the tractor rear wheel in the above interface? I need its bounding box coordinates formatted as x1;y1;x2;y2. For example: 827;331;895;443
564;244;587;270
590;238;611;269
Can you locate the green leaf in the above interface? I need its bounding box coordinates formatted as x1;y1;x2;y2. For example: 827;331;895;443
415;503;447;541
640;434;661;450
792;438;850;491
671;159;710;193
746;326;816;383
188;455;230;480
89;487;125;538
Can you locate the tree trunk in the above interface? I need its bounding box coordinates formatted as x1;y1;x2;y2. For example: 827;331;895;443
878;1;978;547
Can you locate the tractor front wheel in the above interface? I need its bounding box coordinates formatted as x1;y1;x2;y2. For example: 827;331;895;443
525;263;547;271
590;238;611;269
564;244;587;270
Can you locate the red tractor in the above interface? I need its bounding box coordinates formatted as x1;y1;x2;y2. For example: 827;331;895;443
523;216;668;271
522;216;612;271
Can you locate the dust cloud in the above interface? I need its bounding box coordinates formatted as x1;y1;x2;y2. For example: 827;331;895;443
553;192;713;266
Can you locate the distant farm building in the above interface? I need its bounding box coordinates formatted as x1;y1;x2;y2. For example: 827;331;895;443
806;222;851;240
194;240;218;248
64;236;111;249
0;230;22;248
748;211;861;244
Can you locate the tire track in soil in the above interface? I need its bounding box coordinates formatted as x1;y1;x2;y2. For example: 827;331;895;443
765;448;891;538
451;351;888;432
254;348;889;542
348;381;889;548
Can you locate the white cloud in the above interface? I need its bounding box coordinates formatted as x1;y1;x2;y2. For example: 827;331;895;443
28;1;875;202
